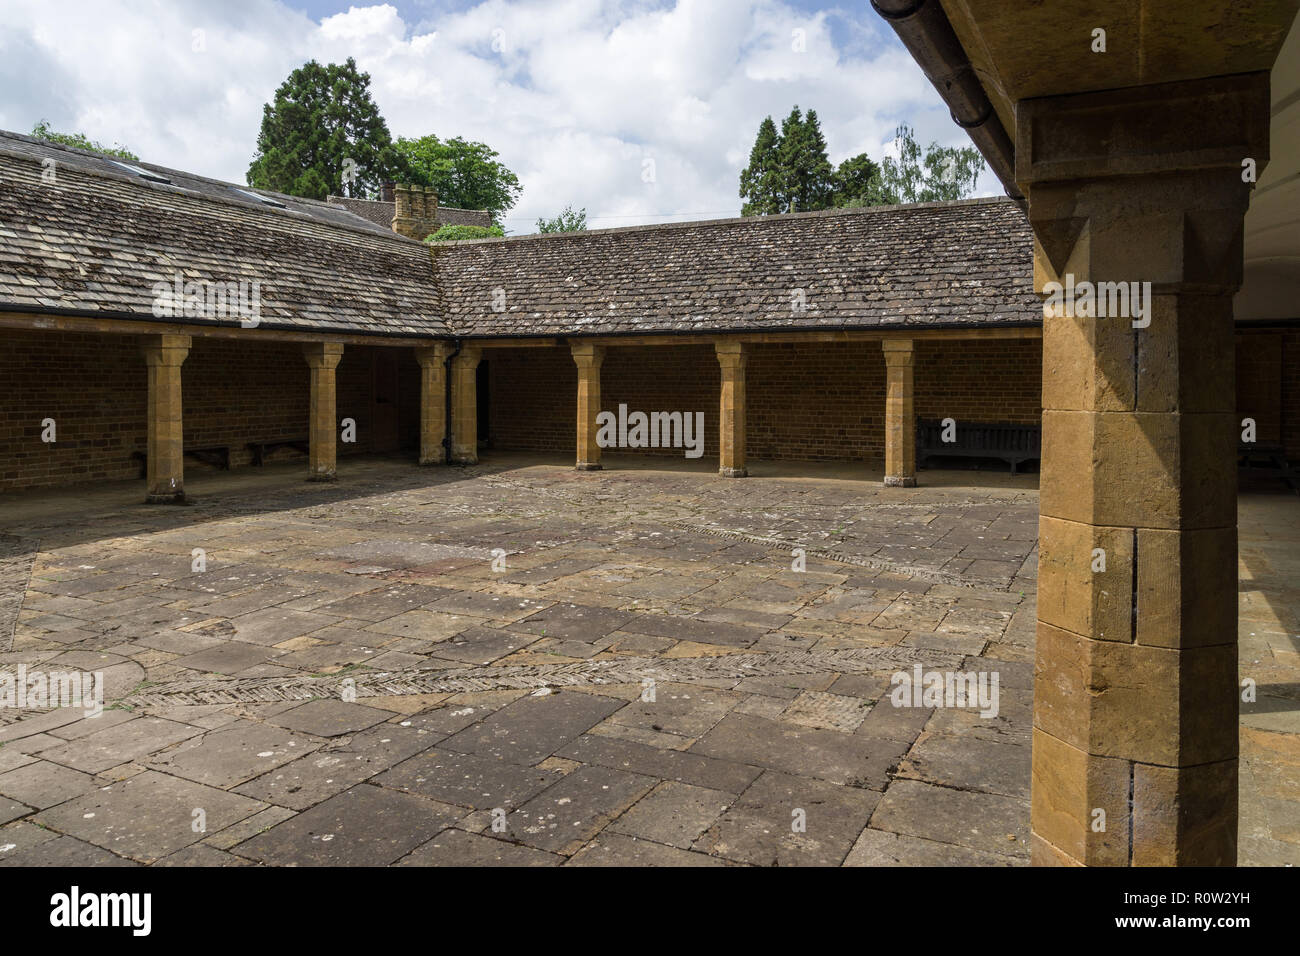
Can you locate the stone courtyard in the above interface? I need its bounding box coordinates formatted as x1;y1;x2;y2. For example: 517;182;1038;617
0;456;1295;866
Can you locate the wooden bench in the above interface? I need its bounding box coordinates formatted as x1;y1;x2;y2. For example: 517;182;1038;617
1238;442;1300;494
917;420;1042;475
247;437;310;466
131;445;230;478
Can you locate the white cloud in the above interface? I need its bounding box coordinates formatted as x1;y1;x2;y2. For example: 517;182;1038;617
0;0;1002;231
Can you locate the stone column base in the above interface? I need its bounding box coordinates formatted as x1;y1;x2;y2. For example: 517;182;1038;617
576;463;603;472
145;492;188;505
307;473;338;484
719;466;748;478
883;475;916;488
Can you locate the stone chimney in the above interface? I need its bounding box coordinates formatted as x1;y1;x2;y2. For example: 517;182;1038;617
391;184;440;240
381;181;395;203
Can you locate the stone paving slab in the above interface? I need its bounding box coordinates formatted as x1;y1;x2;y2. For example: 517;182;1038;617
1;458;1293;866
236;783;463;866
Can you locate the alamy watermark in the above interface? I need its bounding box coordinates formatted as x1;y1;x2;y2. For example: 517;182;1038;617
596;404;704;459
151;272;262;327
0;665;104;717
890;664;1000;718
1042;273;1151;328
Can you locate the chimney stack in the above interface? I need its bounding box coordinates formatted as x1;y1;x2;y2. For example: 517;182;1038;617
391;184;440;240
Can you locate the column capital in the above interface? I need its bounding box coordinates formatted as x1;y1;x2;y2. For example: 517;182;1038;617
414;342;452;368
881;338;914;366
453;346;482;367
715;339;748;369
302;341;345;370
141;334;191;366
570;341;605;368
1017;74;1269;296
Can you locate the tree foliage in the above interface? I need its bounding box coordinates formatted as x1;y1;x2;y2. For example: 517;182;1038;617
30;120;137;160
740;114;985;214
870;125;984;205
393;135;521;224
425;223;505;242
247;58;400;201
536;204;588;233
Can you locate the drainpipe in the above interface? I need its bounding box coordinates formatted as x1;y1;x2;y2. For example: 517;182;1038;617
443;338;461;465
871;0;1023;205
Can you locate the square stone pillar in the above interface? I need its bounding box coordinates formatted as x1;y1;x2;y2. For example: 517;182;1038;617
1018;74;1270;867
141;334;191;504
715;341;748;478
450;347;482;465
571;342;605;471
303;342;344;481
414;344;451;466
882;339;916;487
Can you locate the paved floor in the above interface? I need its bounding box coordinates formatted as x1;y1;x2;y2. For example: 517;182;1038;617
0;454;1293;866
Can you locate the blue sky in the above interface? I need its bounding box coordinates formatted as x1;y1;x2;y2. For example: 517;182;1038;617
0;1;996;230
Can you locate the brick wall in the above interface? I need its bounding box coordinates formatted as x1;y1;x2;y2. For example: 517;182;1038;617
487;347;575;453
483;338;1043;465
0;329;146;489
748;342;886;462
0;332;424;492
915;339;1042;426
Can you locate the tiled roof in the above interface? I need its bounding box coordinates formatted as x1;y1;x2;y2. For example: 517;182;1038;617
0;129;1040;341
326;196;492;231
433;197;1040;338
0;131;447;337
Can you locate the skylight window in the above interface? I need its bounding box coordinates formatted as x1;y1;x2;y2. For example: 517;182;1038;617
232;188;285;208
106;160;170;184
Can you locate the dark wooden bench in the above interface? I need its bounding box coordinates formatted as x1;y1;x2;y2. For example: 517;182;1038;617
917;420;1042;475
131;445;230;478
1238;442;1299;494
247;437;310;466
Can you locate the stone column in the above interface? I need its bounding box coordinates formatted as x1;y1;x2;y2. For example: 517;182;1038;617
414;344;451;465
716;341;748;478
450;347;482;465
1019;74;1269;866
571;342;605;471
303;342;344;481
882;339;916;487
141;334;191;504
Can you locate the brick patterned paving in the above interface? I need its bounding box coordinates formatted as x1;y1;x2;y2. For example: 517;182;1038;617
0;456;1293;866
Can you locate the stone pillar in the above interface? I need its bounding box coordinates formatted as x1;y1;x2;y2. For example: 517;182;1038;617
571;342;605;471
303;342;344;481
141;334;191;504
450;347;482;465
882;339;916;487
414;344;451;465
716;341;748;478
1018;74;1269;866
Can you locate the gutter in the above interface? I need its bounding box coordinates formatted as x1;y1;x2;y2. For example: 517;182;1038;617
871;0;1023;205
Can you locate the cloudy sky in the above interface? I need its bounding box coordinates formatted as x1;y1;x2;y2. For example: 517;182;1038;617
0;0;1001;230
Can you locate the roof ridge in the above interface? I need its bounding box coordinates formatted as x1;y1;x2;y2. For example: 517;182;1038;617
430;195;1020;246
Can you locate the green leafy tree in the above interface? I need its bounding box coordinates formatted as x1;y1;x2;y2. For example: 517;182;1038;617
30;120;137;160
247;58;400;200
393;135;522;224
777;108;836;212
872;125;984;205
831;153;881;207
536;205;587;233
426;223;505;242
739;115;782;216
741;108;837;214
